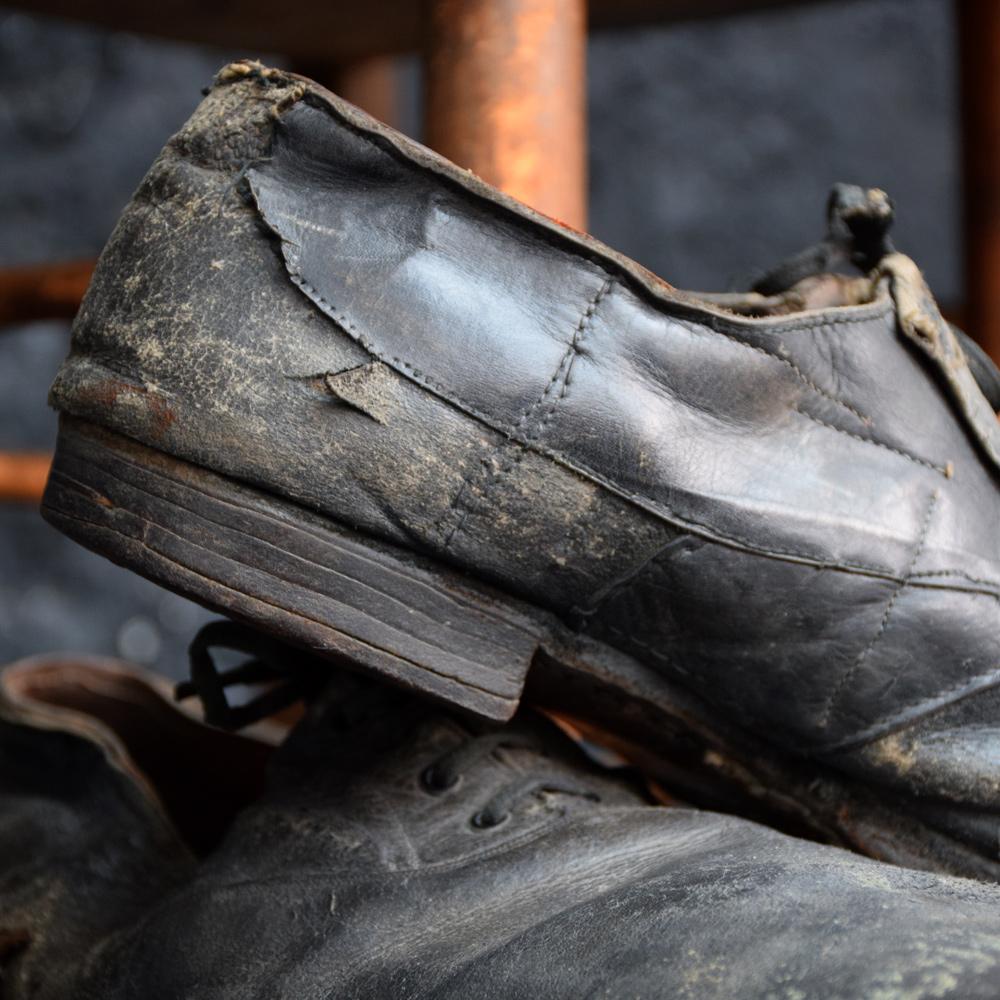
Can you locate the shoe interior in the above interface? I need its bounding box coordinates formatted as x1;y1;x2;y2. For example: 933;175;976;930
681;273;880;318
1;658;273;854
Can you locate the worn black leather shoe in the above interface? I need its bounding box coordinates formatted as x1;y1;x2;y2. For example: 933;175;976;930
0;654;270;996
42;62;1000;877
29;628;1000;1000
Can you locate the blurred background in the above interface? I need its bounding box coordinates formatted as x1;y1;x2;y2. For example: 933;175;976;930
0;0;971;678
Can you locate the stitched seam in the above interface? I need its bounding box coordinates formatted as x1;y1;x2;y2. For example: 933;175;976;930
674;316;873;427
284;273;907;576
571;534;690;622
434;278;615;549
910;569;1000;589
796;407;949;477
432;278;614;551
819;490;939;730
604;624;673;665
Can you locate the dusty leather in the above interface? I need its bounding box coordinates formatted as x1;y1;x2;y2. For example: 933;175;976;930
19;662;1000;1000
49;63;1000;864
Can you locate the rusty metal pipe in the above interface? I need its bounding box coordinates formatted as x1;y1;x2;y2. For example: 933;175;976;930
423;0;587;230
333;55;403;127
0;453;51;504
0;260;93;328
294;55;403;128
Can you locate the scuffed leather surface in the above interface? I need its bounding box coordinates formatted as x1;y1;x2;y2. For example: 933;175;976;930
244;90;1000;757
47;66;1000;856
50;75;672;616
58;678;1000;1000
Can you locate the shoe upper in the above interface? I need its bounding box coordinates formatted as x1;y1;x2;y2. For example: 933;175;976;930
52;648;1000;1000
48;63;1000;860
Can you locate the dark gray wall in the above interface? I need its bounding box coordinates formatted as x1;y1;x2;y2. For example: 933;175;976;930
589;0;959;297
0;0;958;678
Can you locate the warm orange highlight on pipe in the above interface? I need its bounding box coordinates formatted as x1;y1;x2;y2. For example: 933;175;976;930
0;260;93;328
424;0;587;230
0;453;51;504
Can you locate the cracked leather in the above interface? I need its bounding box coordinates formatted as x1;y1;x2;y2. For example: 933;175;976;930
7;657;1000;1000
49;65;1000;856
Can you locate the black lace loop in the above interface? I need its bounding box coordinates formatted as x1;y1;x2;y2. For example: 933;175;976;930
420;730;599;828
176;621;327;730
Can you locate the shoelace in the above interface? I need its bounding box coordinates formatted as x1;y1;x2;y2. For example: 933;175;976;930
176;620;328;729
421;730;600;829
179;621;601;829
749;183;1000;411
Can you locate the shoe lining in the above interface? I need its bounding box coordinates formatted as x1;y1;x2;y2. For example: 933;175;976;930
2;660;273;855
681;273;878;318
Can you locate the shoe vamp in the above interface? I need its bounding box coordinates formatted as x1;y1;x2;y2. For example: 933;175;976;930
73;808;1000;1000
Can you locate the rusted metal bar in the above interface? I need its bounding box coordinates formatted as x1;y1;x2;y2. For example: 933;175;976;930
294;55;402;127
0;453;51;504
959;0;1000;361
424;0;588;229
332;56;402;127
0;260;93;328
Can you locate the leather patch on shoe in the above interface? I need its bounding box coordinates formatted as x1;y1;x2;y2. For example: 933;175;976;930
323;362;395;424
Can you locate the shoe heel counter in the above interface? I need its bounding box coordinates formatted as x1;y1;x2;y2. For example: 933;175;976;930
50;69;306;412
44;69;451;564
47;69;358;455
45;65;652;618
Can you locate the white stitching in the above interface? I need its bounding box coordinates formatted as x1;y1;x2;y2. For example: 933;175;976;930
796;408;950;477
284;272;910;578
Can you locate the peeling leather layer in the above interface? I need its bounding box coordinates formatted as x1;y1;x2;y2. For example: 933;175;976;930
249;101;935;579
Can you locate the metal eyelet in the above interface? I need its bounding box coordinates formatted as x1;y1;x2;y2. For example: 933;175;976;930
420;764;459;794
470;810;509;830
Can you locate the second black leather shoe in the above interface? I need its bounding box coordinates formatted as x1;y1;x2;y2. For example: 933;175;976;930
33;629;1000;1000
42;62;1000;878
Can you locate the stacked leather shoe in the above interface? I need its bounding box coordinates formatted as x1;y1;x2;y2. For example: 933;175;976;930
5;635;1000;999
5;60;1000;996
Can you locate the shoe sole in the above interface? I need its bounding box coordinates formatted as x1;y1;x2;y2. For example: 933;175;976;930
42;415;1000;881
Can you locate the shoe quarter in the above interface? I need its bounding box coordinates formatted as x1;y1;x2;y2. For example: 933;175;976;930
250;99;969;586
